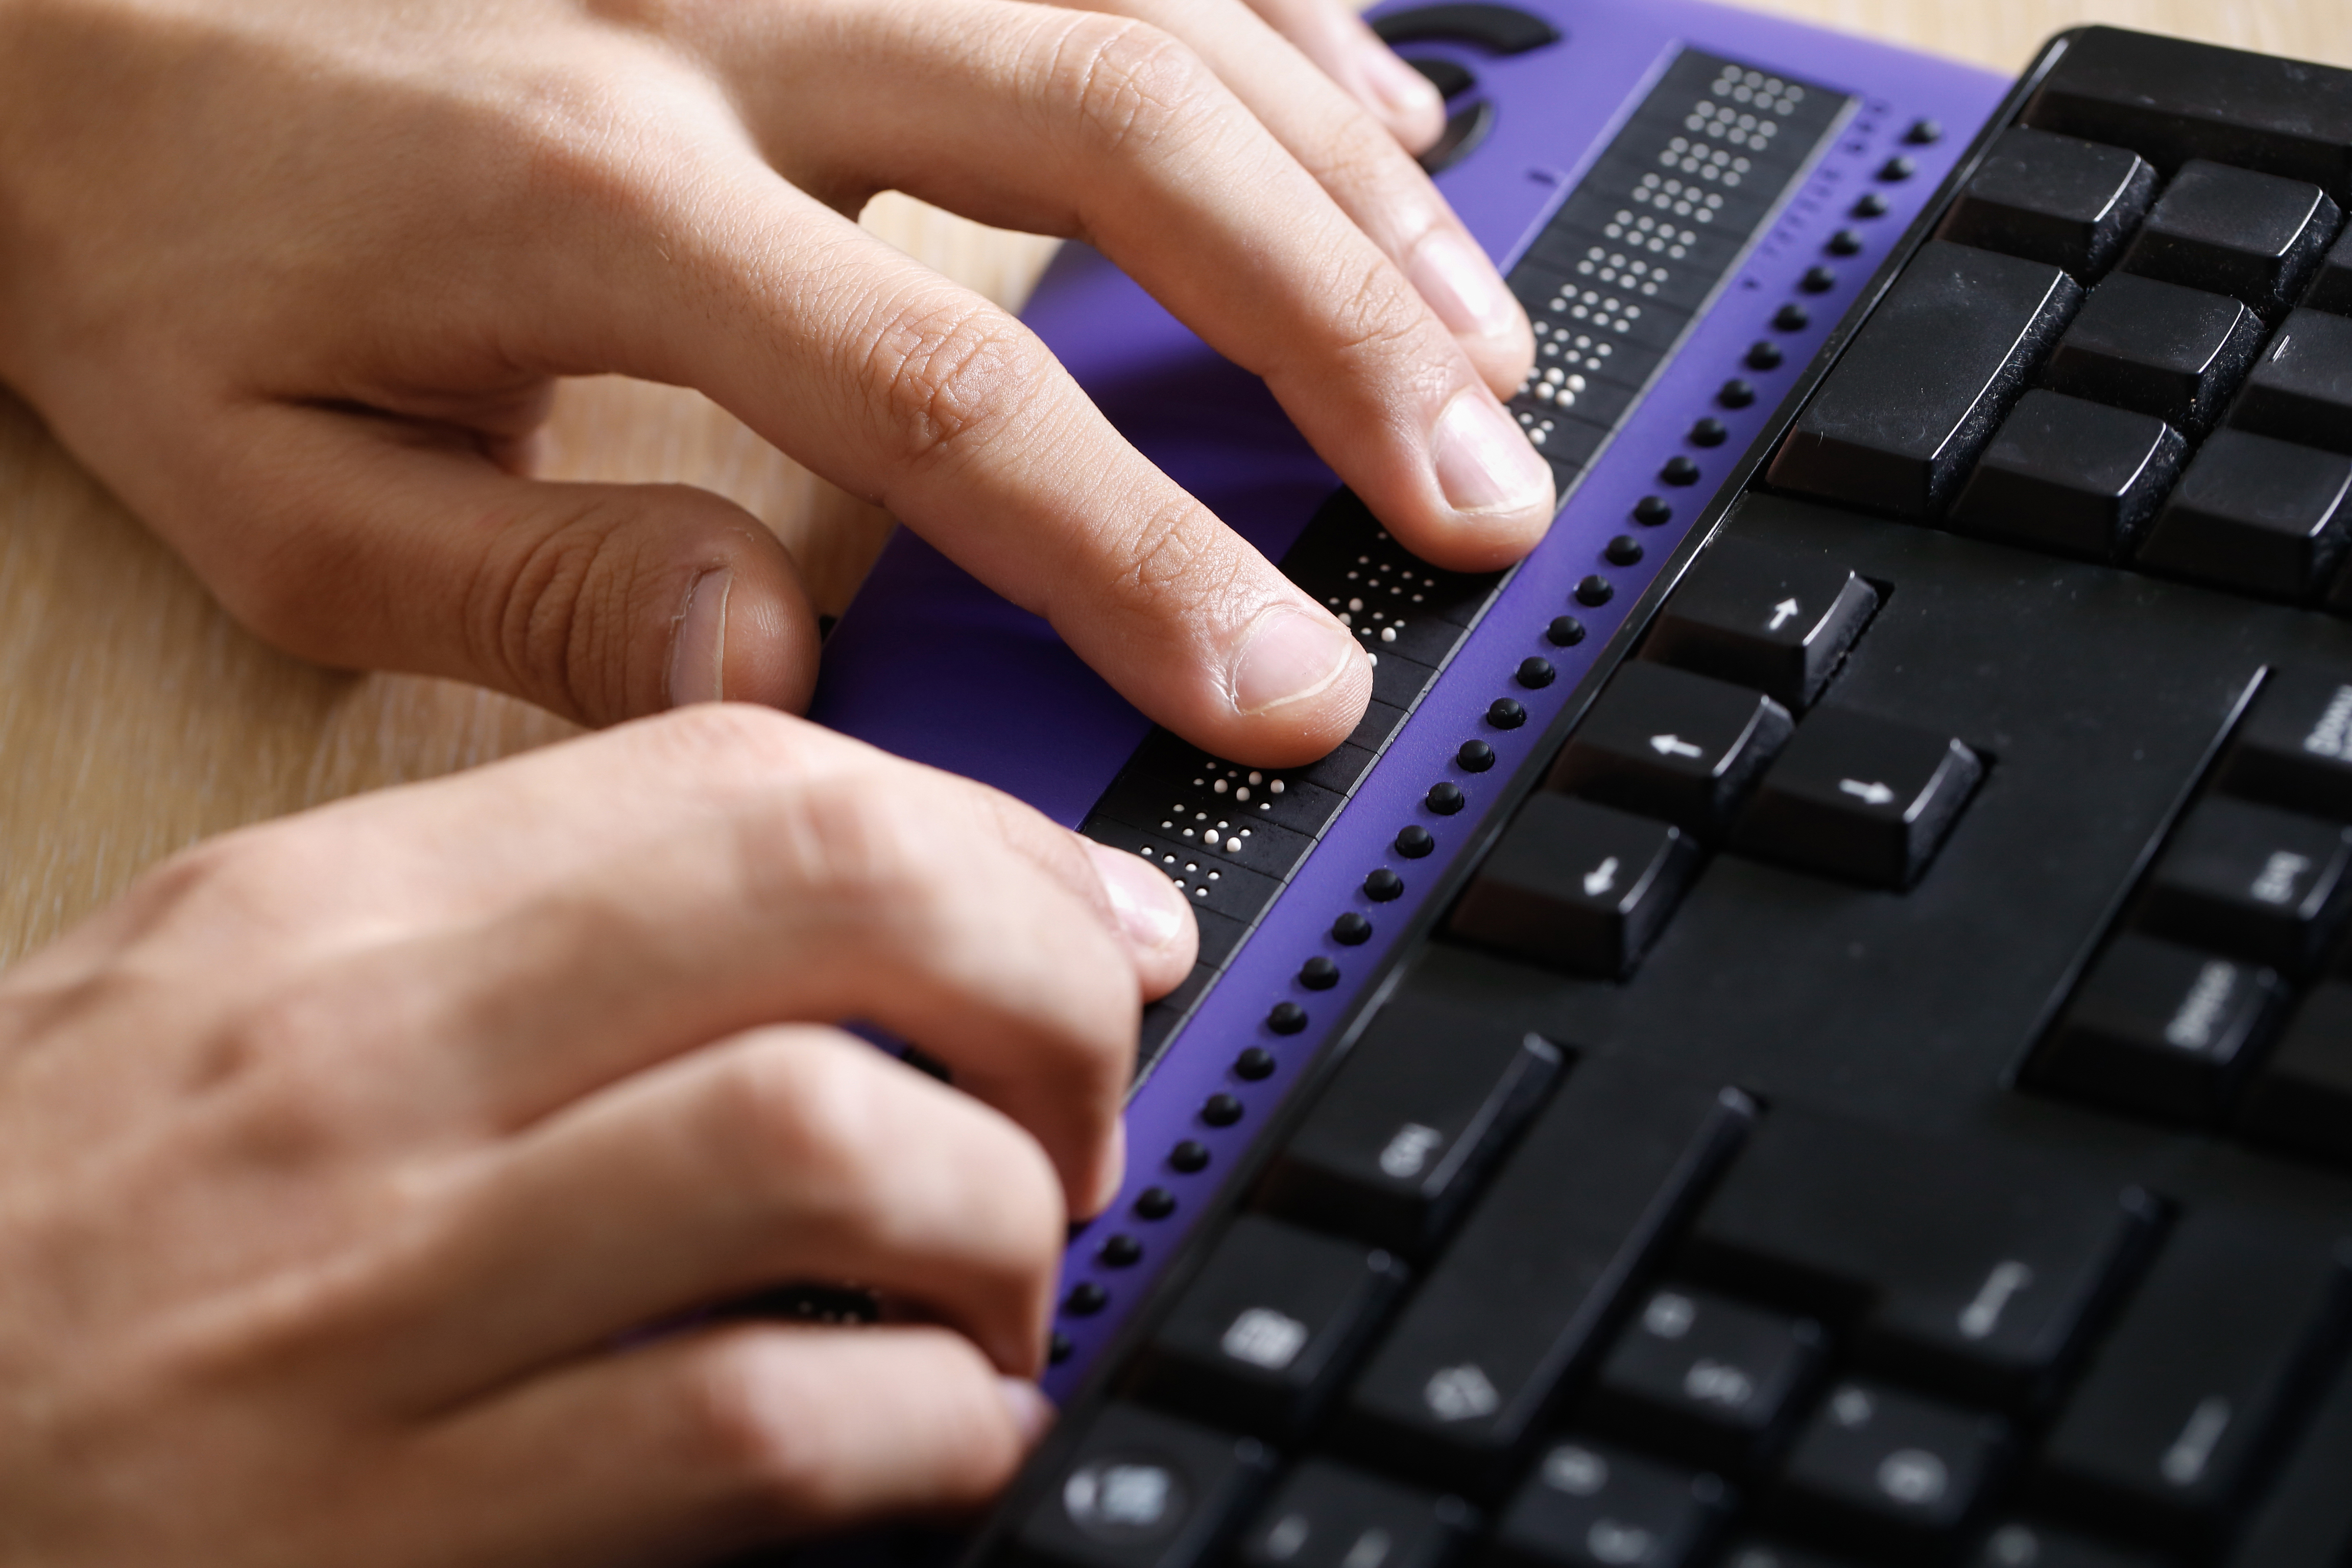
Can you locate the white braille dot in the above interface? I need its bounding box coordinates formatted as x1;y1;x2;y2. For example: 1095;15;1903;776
1381;626;1397;643
1159;819;1173;829
1270;780;1285;795
1247;771;1263;784
1203;832;1219;848
1214;780;1229;794
1185;862;1198;873
1181;828;1195;838
1236;786;1252;802
1195;887;1208;898
1349;597;1364;611
1208;871;1220;880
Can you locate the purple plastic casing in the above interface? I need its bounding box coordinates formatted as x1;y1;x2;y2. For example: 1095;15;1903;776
808;0;2007;1400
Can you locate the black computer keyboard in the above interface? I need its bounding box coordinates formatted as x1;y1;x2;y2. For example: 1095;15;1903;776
970;27;2352;1568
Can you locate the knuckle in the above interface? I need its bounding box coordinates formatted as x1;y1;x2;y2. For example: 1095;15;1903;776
1324;251;1431;367
1045;16;1218;163
704;1039;895;1228
855;290;1043;476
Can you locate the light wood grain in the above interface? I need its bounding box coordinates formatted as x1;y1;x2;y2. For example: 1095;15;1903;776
2;3;2342;962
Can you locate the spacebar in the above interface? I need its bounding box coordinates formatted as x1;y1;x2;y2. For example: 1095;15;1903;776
1341;1054;1753;1486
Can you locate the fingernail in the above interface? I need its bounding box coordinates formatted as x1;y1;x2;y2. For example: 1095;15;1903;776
1229;605;1359;717
998;1378;1057;1447
1407;229;1522;342
1083;840;1189;955
1359;41;1444;124
1432;390;1555;517
665;569;731;707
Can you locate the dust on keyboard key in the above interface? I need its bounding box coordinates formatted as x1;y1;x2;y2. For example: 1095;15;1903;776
2116;160;2341;317
2042;274;2264;437
1935;126;2155;278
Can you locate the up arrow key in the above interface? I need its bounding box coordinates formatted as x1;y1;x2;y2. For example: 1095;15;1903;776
1650;734;1706;759
1767;598;1801;632
1840;778;1899;806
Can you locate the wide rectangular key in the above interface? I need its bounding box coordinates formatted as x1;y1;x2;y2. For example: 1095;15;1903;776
1639;539;1879;711
1345;1058;1753;1482
1935;126;2156;278
2119;161;2342;317
1589;1286;1826;1472
1492;1440;1726;1568
2229;308;2352;454
2043;274;2266;436
1729;707;1984;890
1257;995;1561;1256
2021;29;2352;202
1547;663;1793;839
1447;794;1701;978
2033;934;2288;1124
1681;1109;2157;1408
1135;1216;1407;1435
1237;1460;1471;1568
2135;429;2352;601
2134;796;2352;973
2234;980;2352;1168
2214;665;2352;819
2222;1357;2352;1567
1012;1403;1273;1568
1767;242;2080;518
2034;1213;2352;1550
1951;390;2186;561
1769;1380;2009;1559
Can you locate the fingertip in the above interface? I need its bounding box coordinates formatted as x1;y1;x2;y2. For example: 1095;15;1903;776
1352;32;1448;153
1082;841;1198;994
998;1377;1058;1450
663;537;821;716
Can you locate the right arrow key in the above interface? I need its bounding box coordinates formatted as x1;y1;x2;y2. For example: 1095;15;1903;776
1731;708;1986;889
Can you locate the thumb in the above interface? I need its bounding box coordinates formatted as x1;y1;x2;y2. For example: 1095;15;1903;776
172;407;820;726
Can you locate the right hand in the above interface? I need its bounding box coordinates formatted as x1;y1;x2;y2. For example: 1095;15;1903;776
0;705;1195;1565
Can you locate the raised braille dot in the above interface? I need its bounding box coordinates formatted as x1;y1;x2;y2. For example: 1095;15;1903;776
1135;1186;1178;1219
1880;155;1916;181
1333;911;1374;944
1170;1140;1211;1173
1426;781;1466;816
1457;739;1495;773
1828;228;1864;256
1604;537;1644;568
1719;378;1757;409
1634;495;1674;526
1049;1331;1075;1363
1298;957;1340;992
1547;615;1587;647
1661;456;1701;486
1517;656;1557;688
1746;340;1784;371
1065;1282;1109;1315
1852;191;1890;218
1576;575;1615;607
1396;824;1435;859
1801;266;1837;294
1486;697;1526;730
1269;1001;1309;1034
1203;1093;1245;1126
1905;117;1942;145
1690;418;1728;448
1365;867;1406;901
1773;302;1810;331
1100;1234;1143;1267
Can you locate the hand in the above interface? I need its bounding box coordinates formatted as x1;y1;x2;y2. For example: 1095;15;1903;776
0;0;1549;768
0;704;1196;1564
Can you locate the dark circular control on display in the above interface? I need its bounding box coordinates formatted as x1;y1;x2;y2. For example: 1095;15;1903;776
1426;780;1467;814
1517;656;1557;688
1801;266;1837;294
1135;1186;1178;1219
1457;739;1496;773
1906;117;1943;144
1048;1332;1074;1364
1236;1046;1280;1079
1203;1093;1245;1127
1486;697;1527;730
1365;867;1407;901
1853;191;1890;218
1661;455;1701;486
1298;957;1340;992
1828;228;1864;256
1880;155;1916;181
1065;1282;1109;1316
1395;824;1436;859
1170;1140;1211;1173
1100;1234;1143;1267
1746;340;1785;371
1773;302;1810;331
1690;417;1728;448
1719;378;1757;409
1634;495;1674;525
1268;1001;1309;1035
1603;536;1643;568
1575;574;1615;607
1547;614;1586;647
1333;910;1375;944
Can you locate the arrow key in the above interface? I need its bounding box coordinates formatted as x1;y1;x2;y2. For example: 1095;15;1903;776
1732;708;1985;889
1642;539;1881;711
1450;794;1703;977
1548;663;1795;838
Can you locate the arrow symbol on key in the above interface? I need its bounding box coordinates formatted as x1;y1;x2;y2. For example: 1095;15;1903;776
1582;857;1621;897
1840;779;1898;806
1767;598;1801;632
1650;734;1705;758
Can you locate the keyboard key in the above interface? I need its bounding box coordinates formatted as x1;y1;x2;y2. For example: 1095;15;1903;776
1639;539;1880;711
1492;1440;1727;1568
2235;980;2352;1169
1257;995;1562;1256
1714;1542;1855;1568
2135;429;2352;600
1548;663;1794;839
2043;273;2266;435
1013;1403;1274;1568
1448;795;1701;978
1729;708;1984;890
2213;665;2352;819
1770;1380;2008;1558
2034;1213;2352;1550
1936;127;2156;278
1346;1059;1754;1482
2222;1356;2352;1568
1135;1216;1407;1435
1684;1109;2158;1408
1969;1522;2165;1568
2309;226;2352;314
1949;390;2187;561
2228;307;2352;454
1768;242;2081;518
2135;797;2352;974
2034;935;2288;1123
1589;1287;1826;1471
2119;161;2342;316
1237;1460;1471;1568
2021;29;2352;202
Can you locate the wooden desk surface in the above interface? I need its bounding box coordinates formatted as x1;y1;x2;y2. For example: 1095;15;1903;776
4;1;2346;963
